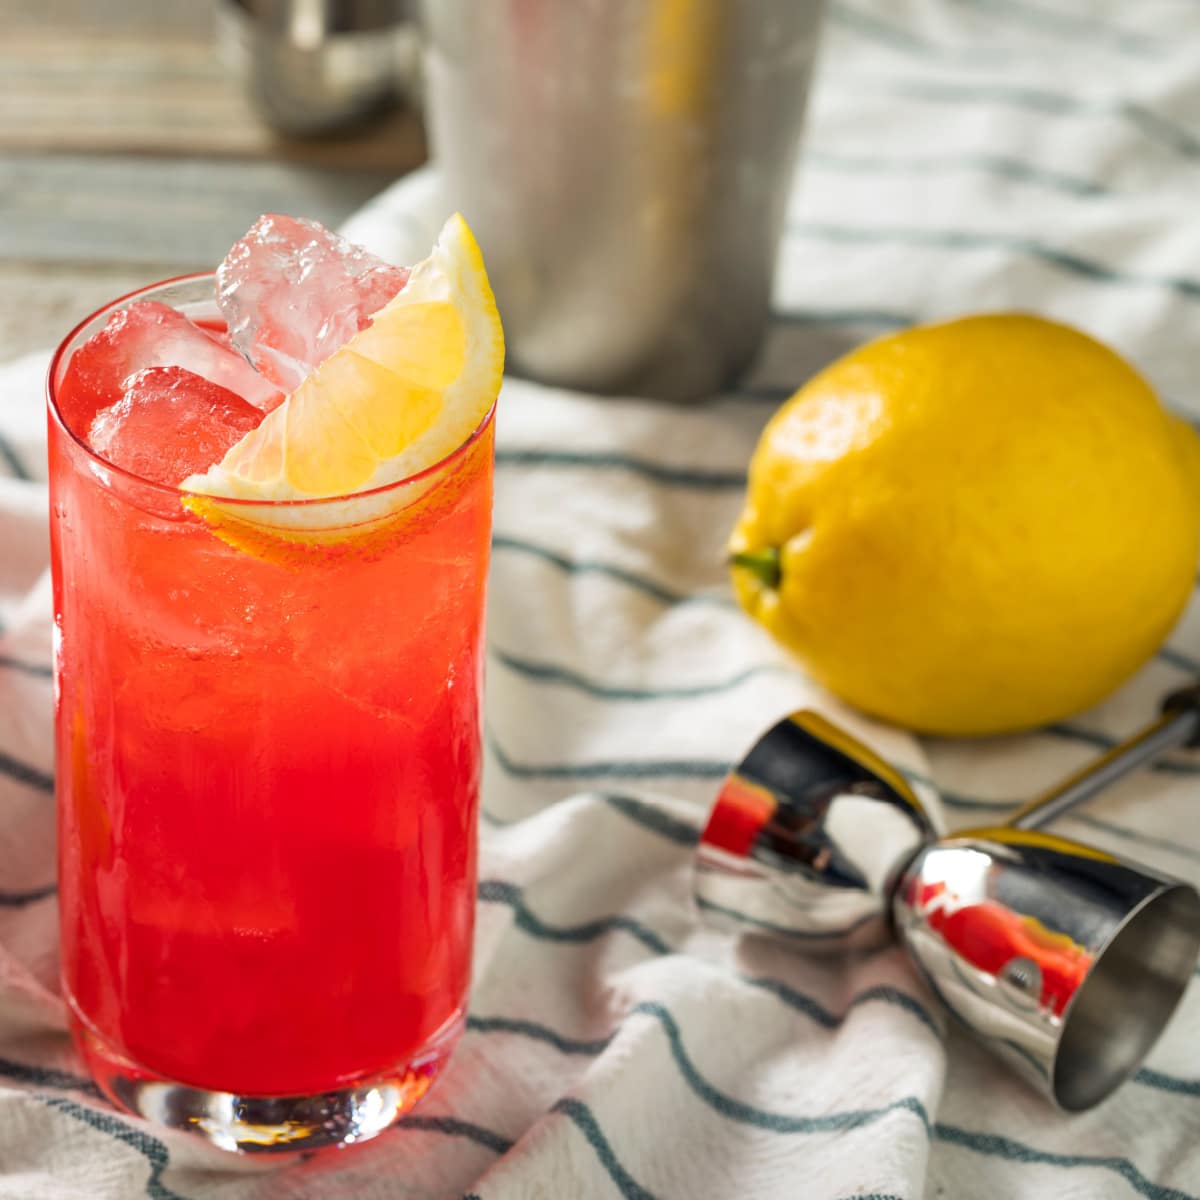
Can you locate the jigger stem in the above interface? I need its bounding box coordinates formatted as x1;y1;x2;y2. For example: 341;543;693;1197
1009;683;1200;831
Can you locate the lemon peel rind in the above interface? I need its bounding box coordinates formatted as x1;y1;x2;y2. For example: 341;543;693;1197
180;401;496;566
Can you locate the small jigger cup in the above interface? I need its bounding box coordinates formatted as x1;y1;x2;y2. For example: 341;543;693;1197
695;710;1200;1111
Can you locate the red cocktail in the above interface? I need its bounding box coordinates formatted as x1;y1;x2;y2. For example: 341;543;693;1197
48;219;499;1152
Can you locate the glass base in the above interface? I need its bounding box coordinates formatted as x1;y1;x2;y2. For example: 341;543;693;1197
71;1013;463;1154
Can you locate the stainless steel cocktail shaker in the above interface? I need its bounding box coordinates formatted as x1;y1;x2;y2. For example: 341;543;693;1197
421;0;825;400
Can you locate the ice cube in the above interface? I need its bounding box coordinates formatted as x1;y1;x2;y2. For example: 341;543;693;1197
88;366;265;487
58;301;284;437
216;214;410;393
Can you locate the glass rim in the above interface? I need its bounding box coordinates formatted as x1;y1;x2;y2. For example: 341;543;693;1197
45;271;497;509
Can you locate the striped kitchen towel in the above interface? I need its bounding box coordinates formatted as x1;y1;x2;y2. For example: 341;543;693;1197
5;0;1200;1195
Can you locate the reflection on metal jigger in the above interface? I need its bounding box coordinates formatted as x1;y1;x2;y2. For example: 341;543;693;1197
896;828;1199;1110
694;689;1200;1110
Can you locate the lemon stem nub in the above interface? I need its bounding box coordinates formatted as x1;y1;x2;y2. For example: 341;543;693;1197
731;548;782;589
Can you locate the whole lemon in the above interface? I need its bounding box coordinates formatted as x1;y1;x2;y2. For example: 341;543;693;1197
730;314;1200;736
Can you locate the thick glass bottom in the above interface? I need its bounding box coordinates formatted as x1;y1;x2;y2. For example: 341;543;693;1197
71;1011;463;1154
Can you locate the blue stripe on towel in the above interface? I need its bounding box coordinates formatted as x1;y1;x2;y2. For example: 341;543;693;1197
400;1115;514;1156
844;77;1200;161
486;731;731;783
0;883;57;907
932;1123;1199;1200
0;432;28;481
0;1058;99;1097
805;148;1114;198
492;534;730;608
40;1096;185;1200
475;878;943;1038
490;649;784;702
945;0;1160;58
631;1000;933;1136
467;1014;614;1057
0;655;53;678
0;752;53;794
495;449;746;490
477;878;674;955
786;222;1200;301
553;1097;662;1200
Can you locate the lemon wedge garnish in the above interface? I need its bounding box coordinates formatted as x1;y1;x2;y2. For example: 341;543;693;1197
183;214;503;537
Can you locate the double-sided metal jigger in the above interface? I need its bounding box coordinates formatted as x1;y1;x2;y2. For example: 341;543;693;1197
694;686;1200;1110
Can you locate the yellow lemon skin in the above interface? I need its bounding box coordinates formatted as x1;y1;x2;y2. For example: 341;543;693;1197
730;314;1200;736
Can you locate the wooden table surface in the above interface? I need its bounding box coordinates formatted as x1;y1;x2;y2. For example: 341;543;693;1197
1;0;427;362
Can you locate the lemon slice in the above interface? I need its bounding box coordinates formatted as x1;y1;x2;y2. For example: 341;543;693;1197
182;214;503;536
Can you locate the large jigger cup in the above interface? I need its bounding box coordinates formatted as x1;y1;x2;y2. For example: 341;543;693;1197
694;691;1200;1110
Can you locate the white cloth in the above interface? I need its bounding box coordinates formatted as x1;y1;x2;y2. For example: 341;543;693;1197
5;0;1200;1195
